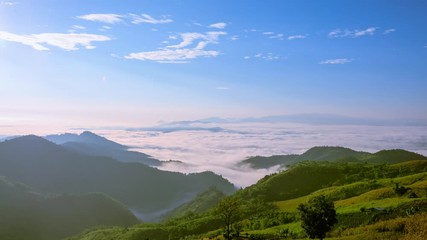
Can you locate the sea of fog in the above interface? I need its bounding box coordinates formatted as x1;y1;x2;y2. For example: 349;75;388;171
92;122;427;187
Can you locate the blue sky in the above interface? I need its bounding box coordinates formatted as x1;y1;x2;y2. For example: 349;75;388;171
1;0;427;131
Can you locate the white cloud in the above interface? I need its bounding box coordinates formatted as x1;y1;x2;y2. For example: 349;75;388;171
328;27;377;38
243;56;250;59
125;31;226;63
269;33;284;40
167;31;226;49
129;14;172;24
319;58;353;64
230;35;239;41
262;32;274;35
383;28;396;34
209;22;227;29
125;48;219;63
0;31;111;51
100;122;427;187
288;35;306;40
253;53;280;61
77;13;123;24
353;27;377;37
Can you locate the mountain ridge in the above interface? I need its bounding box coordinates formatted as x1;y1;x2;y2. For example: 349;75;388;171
0;135;236;222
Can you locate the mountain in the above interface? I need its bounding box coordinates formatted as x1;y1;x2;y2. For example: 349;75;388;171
68;159;427;240
0;176;138;240
45;131;127;150
164;187;226;219
45;131;162;166
0;135;236;222
164;114;427;126
363;149;427;164
240;146;423;169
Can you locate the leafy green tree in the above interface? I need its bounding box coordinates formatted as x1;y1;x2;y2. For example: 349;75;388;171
297;195;337;240
214;197;242;240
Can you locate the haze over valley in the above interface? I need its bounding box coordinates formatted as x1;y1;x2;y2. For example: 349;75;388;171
1;0;427;239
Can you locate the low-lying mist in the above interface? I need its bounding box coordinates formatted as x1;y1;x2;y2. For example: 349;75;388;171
95;122;427;187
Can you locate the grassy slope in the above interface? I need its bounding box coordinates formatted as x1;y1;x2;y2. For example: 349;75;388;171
68;150;427;240
164;187;226;219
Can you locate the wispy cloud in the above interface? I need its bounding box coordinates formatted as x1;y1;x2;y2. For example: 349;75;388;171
129;14;173;24
288;35;306;40
68;25;86;33
167;31;225;49
125;49;220;62
383;28;396;34
319;58;353;64
230;35;239;41
269;33;284;40
77;13;124;24
262;31;284;40
125;31;226;63
0;31;111;51
328;27;377;38
253;53;280;61
209;22;227;29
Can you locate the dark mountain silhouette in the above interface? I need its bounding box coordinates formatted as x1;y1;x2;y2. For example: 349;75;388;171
46;131;127;150
45;131;162;166
0;135;236;222
0;176;138;240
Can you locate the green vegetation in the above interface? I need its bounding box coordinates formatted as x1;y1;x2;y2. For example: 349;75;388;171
1;136;426;240
165;187;226;219
241;146;426;169
68;148;427;240
297;195;337;239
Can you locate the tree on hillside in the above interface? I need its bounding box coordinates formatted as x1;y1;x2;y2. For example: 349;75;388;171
214;197;242;240
297;195;337;240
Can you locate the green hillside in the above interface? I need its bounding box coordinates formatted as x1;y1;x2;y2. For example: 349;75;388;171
362;149;427;164
69;156;427;240
241;146;423;169
164;187;226;219
0;176;138;240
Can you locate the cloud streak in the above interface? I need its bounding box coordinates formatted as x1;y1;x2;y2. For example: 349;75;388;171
209;22;227;29
319;58;353;64
129;14;173;24
0;31;111;51
328;27;377;38
288;35;306;40
77;13;124;24
383;28;396;34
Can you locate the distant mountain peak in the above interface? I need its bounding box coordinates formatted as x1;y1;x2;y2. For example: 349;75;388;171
8;135;53;145
45;131;128;150
80;131;97;136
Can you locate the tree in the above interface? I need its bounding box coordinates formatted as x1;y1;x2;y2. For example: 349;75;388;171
214;197;242;240
297;195;337;240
